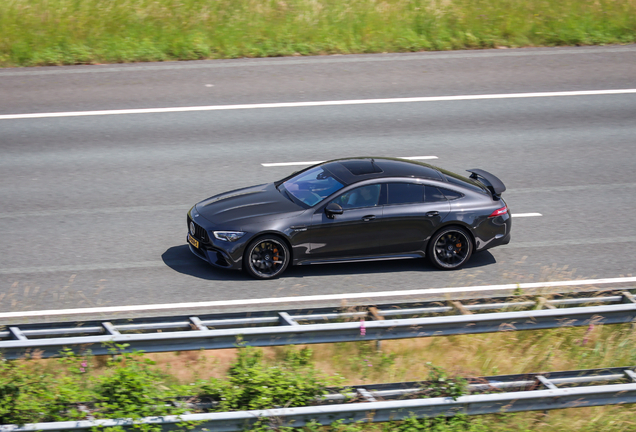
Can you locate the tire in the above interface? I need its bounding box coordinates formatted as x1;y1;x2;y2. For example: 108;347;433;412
243;235;290;279
427;226;473;270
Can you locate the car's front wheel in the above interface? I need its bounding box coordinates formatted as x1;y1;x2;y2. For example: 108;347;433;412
243;235;290;279
427;226;473;270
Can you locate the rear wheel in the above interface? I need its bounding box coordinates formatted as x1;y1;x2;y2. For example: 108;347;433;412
427;227;473;270
243;235;290;279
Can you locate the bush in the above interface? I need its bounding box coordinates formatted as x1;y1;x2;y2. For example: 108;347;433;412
93;346;183;419
198;346;342;411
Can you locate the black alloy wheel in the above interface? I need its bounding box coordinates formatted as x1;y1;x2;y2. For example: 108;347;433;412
244;236;290;279
427;227;473;270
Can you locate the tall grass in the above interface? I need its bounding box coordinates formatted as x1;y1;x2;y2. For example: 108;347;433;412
141;323;636;430
291;324;636;431
1;0;635;67
11;322;636;430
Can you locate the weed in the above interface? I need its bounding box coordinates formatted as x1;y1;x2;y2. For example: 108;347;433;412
423;363;468;400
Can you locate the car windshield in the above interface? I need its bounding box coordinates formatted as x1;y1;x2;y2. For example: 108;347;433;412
281;166;345;207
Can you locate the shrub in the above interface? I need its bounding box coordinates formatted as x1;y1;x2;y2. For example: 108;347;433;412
198;346;342;411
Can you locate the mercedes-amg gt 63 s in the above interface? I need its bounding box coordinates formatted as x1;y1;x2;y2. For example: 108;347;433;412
187;157;511;279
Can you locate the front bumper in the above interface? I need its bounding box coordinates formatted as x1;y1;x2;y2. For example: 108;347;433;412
187;234;240;269
187;210;250;270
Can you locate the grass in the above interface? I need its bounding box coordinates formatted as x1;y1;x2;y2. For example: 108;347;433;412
134;322;636;431
1;0;635;67
6;322;636;430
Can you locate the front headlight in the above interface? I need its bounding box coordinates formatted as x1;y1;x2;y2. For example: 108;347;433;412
213;231;246;242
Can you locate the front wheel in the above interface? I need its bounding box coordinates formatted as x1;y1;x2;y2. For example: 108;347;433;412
243;236;290;279
427;227;473;270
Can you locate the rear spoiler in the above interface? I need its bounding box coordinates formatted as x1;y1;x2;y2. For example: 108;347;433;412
466;169;506;199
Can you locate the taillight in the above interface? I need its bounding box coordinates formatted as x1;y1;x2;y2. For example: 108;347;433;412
489;206;508;218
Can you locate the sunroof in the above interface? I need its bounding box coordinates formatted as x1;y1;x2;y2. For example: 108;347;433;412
339;160;383;176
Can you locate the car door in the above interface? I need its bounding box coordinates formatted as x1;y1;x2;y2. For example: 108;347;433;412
308;184;384;260
375;183;450;254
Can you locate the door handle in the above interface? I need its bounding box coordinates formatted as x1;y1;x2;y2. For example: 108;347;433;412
362;215;376;222
426;211;439;217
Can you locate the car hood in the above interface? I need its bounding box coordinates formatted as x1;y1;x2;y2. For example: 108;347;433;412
195;183;303;227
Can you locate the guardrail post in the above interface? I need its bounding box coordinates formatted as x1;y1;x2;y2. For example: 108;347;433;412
102;322;120;336
278;312;299;326
621;292;636;304
536;375;558;390
621;293;636;329
450;301;472;315
535;297;556;310
624;370;636;383
189;317;209;331
9;327;27;341
368;307;384;351
356;388;377;402
534;378;556;421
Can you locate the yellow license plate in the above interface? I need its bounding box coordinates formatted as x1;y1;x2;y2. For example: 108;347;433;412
188;235;199;248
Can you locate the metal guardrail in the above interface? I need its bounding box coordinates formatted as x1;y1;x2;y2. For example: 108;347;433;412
1;290;635;359
1;366;635;431
327;366;636;400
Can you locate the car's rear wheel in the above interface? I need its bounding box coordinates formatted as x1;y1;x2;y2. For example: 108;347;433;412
427;226;473;270
244;235;290;279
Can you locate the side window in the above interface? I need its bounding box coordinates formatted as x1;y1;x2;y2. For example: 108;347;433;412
424;186;448;202
331;184;381;209
386;183;424;205
438;187;464;200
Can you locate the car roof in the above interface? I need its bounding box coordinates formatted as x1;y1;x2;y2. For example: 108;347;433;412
321;157;444;185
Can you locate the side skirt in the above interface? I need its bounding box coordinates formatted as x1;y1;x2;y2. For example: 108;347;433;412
295;253;425;266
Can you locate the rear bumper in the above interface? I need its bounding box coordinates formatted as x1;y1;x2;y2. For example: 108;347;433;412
474;212;512;252
480;231;511;251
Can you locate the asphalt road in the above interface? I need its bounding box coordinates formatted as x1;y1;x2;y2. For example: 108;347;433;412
1;45;635;316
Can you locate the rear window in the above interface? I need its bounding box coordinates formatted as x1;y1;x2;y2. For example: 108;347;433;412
443;173;488;194
425;186;448;202
439;188;464;200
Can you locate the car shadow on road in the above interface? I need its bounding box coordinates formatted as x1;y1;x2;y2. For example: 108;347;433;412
162;244;497;281
285;250;497;278
161;245;246;281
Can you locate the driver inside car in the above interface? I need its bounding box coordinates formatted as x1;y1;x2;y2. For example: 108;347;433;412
345;184;380;208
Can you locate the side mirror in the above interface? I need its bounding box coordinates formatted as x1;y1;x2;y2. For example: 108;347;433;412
325;202;343;218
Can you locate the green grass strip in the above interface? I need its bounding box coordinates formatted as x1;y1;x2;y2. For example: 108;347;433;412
1;0;636;67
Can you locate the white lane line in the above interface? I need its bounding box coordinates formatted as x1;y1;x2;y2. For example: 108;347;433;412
2;89;635;120
505;236;636;248
397;156;439;161
511;213;542;217
262;156;438;167
1;276;635;319
262;161;324;167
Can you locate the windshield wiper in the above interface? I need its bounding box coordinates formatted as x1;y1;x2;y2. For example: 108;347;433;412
278;185;294;202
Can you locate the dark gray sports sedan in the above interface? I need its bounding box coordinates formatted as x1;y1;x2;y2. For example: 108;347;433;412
187;157;511;279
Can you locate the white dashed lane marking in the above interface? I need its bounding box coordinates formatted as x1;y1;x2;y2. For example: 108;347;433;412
511;213;542;217
262;156;438;167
